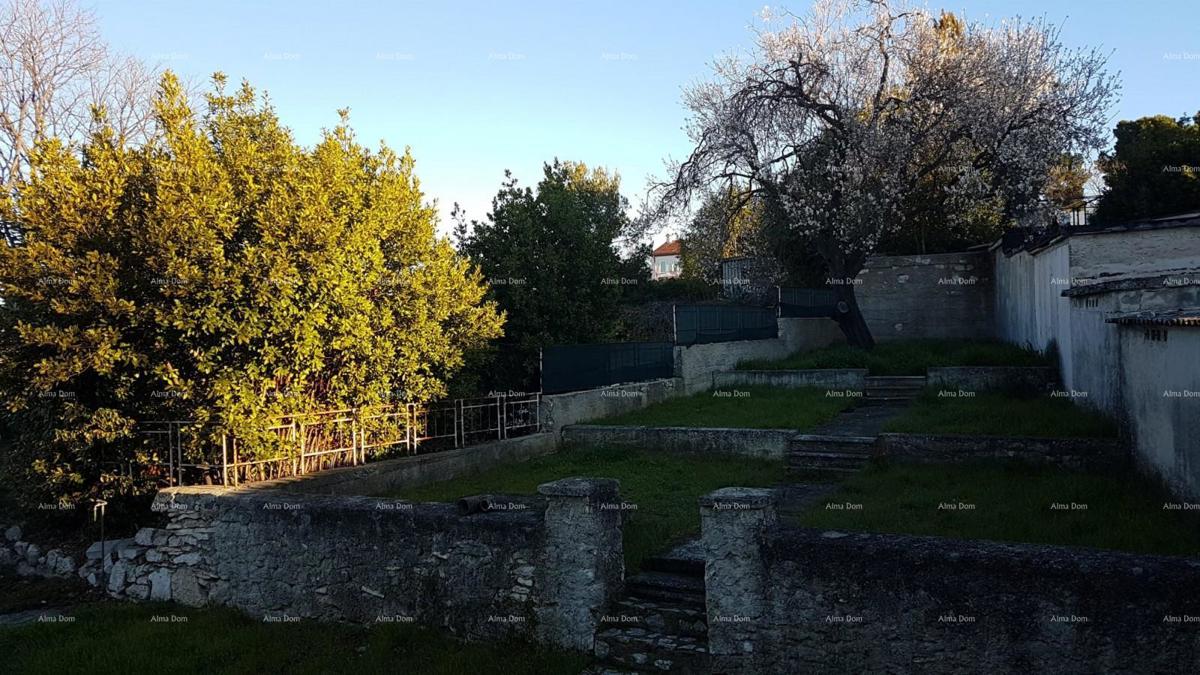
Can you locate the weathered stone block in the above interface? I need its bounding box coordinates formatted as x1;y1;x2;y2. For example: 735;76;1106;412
149;568;172;601
4;525;21;542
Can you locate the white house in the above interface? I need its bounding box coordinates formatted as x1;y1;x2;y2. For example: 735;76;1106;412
650;240;682;280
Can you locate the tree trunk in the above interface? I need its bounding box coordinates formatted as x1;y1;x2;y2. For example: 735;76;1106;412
832;278;875;350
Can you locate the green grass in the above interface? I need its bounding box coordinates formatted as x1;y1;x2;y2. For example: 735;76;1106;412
590;386;853;429
0;601;587;675
883;389;1119;438
739;338;1054;375
391;446;786;571
791;462;1200;556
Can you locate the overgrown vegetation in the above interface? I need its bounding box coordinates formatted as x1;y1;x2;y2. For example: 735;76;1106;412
883;390;1118;438
739;339;1054;375
592;387;852;429
0;601;586;675
792;462;1200;556
0;72;503;509
391;446;786;571
1093;112;1200;224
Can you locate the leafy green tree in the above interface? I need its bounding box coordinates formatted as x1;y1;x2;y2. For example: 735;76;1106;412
1093;113;1200;224
0;72;502;506
455;160;637;385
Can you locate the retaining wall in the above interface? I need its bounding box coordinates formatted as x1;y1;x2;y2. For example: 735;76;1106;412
540;378;684;435
925;366;1059;393
701;488;1200;674
561;425;794;461
89;478;624;651
259;433;557;497
711;368;866;392
875;433;1126;471
674;318;844;394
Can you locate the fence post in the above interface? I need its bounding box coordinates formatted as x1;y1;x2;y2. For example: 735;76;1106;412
454;399;461;448
672;304;678;344
352;416;359;466
496;395;503;440
298;420;306;475
221;432;229;487
407;403;415;455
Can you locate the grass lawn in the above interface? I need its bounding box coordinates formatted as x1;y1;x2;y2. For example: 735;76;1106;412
883;389;1119;438
391;446;786;571
739;338;1053;375
792;462;1200;556
0;600;587;675
591;386;852;429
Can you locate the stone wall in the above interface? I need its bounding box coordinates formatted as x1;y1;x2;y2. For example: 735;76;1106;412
34;478;625;651
562;425;795;461
874;433;1127;471
711;368;867;392
701;489;1200;674
925;366;1059;393
856;251;994;341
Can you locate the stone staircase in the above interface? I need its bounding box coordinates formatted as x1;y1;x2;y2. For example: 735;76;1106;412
862;375;926;406
592;543;710;673
788;434;876;473
787;375;926;473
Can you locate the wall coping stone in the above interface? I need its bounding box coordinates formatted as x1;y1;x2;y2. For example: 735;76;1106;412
700;487;776;510
537;477;619;500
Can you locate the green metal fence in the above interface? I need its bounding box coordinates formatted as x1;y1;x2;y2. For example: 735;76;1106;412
777;287;839;318
542;342;675;394
673;304;778;345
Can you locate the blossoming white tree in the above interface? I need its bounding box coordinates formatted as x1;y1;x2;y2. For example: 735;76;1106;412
653;0;1118;347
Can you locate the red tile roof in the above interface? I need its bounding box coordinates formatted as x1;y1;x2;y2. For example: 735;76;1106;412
651;240;681;256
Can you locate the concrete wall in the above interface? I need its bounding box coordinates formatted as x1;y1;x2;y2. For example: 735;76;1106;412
259;433;558;497
93;478;624;652
992;240;1072;372
875;433;1126;471
561;425;794;461
855;251;994;341
540;377;685;435
1069;284;1200;417
711;368;867;392
1069;227;1200;285
1118;325;1200;501
673;317;844;394
925;367;1059;393
701;490;1200;674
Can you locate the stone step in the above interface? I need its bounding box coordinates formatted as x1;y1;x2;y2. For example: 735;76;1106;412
625;571;705;606
594;627;710;673
642;539;705;578
602;596;708;638
788;450;871;472
864;384;924;393
790;434;875;452
864;376;927;385
859;395;918;406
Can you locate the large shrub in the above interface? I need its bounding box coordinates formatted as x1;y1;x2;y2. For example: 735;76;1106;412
0;73;503;506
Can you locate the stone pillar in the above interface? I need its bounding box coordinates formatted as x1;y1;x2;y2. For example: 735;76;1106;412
700;487;777;674
535;477;624;651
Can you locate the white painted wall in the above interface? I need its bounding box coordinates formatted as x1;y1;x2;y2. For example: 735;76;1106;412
1069;228;1200;285
992;239;1072;385
1118;326;1200;501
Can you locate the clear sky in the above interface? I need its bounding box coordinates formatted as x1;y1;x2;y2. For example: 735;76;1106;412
93;0;1200;241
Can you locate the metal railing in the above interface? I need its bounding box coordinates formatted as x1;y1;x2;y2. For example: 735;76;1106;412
139;394;542;487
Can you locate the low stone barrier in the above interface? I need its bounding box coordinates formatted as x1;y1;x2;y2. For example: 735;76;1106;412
926;366;1059;393
561;425;795;461
260;432;557;496
712;368;867;392
701;488;1200;673
60;477;625;651
875;433;1126;471
540;378;685;435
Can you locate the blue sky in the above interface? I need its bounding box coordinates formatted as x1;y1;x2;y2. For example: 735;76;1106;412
94;1;1200;241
